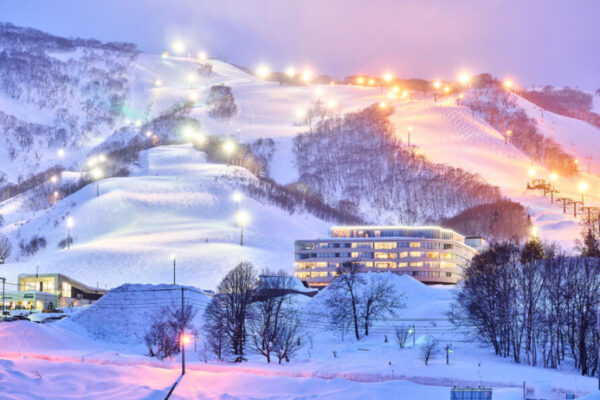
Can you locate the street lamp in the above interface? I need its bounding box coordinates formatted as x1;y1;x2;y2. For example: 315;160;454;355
91;167;103;197
285;67;296;78
407;126;414;148
528;167;536;178
197;51;208;62
236;211;250;246
187;73;197;89
232;191;242;226
505;130;512;144
256;65;270;80
383;72;393;83
433;80;441;102
459;72;471;85
171;254;176;285
172;41;185;55
356;76;364;85
579;181;589;206
180;332;191;375
50;175;58;184
66;216;74;250
301;69;312;83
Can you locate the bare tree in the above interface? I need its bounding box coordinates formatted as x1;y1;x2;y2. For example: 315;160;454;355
273;313;302;364
248;271;296;362
395;325;410;349
325;260;365;340
0;234;11;264
144;303;197;360
360;276;405;336
217;261;257;362
420;339;440;366
202;297;229;360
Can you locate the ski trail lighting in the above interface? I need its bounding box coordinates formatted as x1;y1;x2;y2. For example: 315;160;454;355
295;109;306;119
379;101;387;109
161;51;169;59
528;167;536;177
579;182;589;206
145;130;153;137
180;332;191;375
188;92;198;102
368;78;375;86
285;67;296;78
433;80;441;89
223;140;236;165
57;149;65;159
315;88;324;98
356;76;364;85
154;79;162;87
392;86;399;93
91;167;104;197
302;69;313;83
236;211;250;245
504;79;513;89
383;72;393;83
504;130;512;144
444;86;450;94
172;41;185;55
531;226;538;237
327;100;336;109
50;175;58;184
256;65;271;79
66;216;74;250
197;51;208;61
459;72;471;85
232;191;242;226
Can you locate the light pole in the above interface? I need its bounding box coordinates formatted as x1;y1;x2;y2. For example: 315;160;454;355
91;167;103;197
223;140;236;166
232;191;242;227
1;277;5;315
505;130;512;144
433;81;441;102
66;216;74;249
407;126;413;148
171;254;176;285
236;211;250;246
579;182;589;207
180;332;190;375
549;173;558;203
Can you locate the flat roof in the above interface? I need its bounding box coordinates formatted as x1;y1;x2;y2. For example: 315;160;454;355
18;273;107;294
330;225;465;236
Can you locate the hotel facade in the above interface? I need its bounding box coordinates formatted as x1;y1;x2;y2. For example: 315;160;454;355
294;226;484;287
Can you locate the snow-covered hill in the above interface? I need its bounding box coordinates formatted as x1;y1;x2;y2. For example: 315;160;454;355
0;144;331;289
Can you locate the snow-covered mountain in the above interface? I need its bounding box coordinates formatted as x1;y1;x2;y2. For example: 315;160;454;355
1;23;600;289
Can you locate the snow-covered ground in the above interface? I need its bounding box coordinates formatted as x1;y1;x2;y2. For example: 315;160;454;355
0;276;594;399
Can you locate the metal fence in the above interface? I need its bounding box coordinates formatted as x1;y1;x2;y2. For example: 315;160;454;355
450;387;493;400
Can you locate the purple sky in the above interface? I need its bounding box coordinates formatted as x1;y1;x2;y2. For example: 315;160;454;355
2;0;599;90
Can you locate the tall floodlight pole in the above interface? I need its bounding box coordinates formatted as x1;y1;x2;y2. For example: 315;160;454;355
1;277;5;315
66;216;74;250
236;211;250;246
232;191;242;227
171;254;176;285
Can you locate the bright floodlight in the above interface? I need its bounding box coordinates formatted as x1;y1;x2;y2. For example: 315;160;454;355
408;126;414;132
402;90;408;98
578;182;589;192
285;67;296;78
135;119;142;127
392;86;399;93
368;79;375;86
66;216;74;228
504;79;513;89
87;156;98;168
181;334;191;345
256;65;271;79
223;140;236;154
433;80;441;89
383;73;393;82
315;88;323;97
232;191;243;203
198;51;208;61
171;253;176;261
98;154;106;162
357;77;364;85
154;79;162;87
172;41;185;54
550;172;558;181
91;167;103;180
161;51;169;59
302;69;312;83
145;130;153;137
459;73;471;85
387;92;395;99
188;92;198;101
379;101;387;108
50;175;58;184
444;86;450;93
531;226;538;237
57;149;66;158
187;73;197;83
327;100;336;108
528;167;536;177
295;109;306;118
236;210;250;227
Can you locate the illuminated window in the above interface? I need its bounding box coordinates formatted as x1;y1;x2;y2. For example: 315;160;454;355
375;252;397;259
398;262;408;268
374;242;397;250
410;242;421;248
351;252;360;258
441;253;453;259
411;262;423;267
399;252;408;258
319;272;328;277
409;251;422;257
375;262;396;269
316;262;327;268
62;282;72;298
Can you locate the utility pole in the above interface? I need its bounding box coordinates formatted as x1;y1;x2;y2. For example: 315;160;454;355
1;277;5;316
446;344;451;364
413;324;416;346
173;257;176;285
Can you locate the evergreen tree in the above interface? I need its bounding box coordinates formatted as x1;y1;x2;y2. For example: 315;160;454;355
581;227;600;257
521;236;544;264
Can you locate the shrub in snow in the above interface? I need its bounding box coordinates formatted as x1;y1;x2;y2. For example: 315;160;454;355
144;303;198;360
394;325;410;349
197;63;212;77
57;237;74;250
19;235;46;256
206;85;237;121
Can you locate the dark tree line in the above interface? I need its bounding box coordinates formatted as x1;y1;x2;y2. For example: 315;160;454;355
464;87;578;177
440;200;531;242
452;236;600;376
294;103;502;224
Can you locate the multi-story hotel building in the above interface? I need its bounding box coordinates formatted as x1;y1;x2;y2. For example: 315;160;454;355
294;226;485;288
